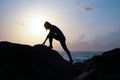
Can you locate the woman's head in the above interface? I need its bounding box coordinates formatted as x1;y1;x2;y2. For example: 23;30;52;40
44;21;51;29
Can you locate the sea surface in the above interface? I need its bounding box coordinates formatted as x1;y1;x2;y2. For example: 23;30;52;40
59;51;103;63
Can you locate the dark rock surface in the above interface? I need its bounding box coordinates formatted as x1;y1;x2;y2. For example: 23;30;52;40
32;44;76;80
0;41;32;80
75;48;120;80
0;41;76;80
0;41;120;80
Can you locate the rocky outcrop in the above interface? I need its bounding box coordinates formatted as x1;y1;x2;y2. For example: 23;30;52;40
1;41;120;80
0;41;76;80
75;48;120;80
32;44;76;80
0;41;32;80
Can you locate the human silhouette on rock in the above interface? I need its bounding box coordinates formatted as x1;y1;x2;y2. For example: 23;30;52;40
42;21;73;63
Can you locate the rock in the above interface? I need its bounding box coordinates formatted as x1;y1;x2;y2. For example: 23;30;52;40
0;41;32;80
74;69;95;80
32;44;75;80
0;41;76;80
2;41;119;80
77;48;120;80
92;48;120;74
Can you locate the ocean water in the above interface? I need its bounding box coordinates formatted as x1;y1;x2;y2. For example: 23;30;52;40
59;51;103;62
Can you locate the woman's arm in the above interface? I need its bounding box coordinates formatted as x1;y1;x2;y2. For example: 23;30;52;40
42;32;50;44
42;34;49;44
42;37;47;45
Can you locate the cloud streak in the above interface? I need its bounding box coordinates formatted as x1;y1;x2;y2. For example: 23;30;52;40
72;2;96;11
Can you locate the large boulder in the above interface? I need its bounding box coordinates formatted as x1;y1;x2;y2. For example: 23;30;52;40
32;44;75;80
0;41;32;80
0;41;76;80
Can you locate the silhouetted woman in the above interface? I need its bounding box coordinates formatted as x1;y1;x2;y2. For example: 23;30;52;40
42;21;73;63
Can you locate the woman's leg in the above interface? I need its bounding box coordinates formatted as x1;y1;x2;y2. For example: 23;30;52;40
49;34;53;48
60;40;73;63
49;34;59;48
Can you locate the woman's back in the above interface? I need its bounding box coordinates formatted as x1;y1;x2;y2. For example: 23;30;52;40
51;25;65;40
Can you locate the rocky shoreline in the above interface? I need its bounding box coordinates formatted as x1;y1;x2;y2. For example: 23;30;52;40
0;41;120;80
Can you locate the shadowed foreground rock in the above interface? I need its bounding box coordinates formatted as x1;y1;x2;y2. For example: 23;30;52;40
1;41;120;80
0;41;76;80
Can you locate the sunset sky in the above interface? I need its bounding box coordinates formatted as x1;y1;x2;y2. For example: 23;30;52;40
0;0;120;51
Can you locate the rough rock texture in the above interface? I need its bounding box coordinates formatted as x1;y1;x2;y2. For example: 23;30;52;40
0;41;76;80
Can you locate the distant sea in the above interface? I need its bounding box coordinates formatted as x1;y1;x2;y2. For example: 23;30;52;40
58;51;103;63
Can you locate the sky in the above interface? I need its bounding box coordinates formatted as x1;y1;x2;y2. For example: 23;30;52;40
0;0;120;51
